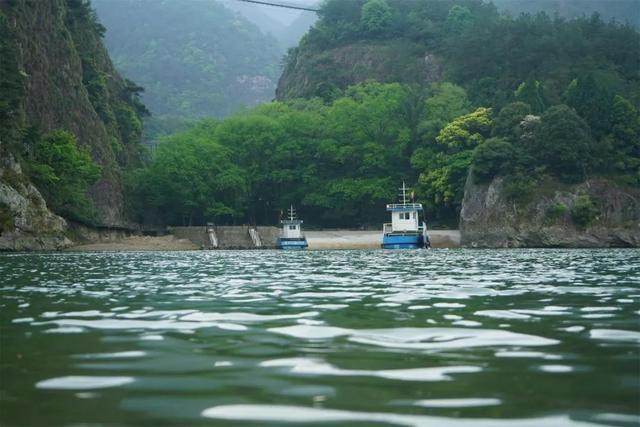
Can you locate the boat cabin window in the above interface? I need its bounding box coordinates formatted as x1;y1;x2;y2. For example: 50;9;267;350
413;212;416;219
289;225;297;230
398;212;410;220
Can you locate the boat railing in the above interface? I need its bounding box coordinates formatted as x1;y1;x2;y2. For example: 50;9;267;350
383;223;426;235
386;203;423;210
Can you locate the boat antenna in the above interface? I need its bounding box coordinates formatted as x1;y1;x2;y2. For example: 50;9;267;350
399;181;408;204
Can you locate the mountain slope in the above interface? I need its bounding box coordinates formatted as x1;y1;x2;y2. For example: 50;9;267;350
93;0;283;119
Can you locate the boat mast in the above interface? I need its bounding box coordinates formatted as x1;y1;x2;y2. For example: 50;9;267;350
288;205;296;221
399;181;408;205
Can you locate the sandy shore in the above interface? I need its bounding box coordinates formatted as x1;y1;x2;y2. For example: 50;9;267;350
306;230;460;250
68;235;198;252
67;230;460;251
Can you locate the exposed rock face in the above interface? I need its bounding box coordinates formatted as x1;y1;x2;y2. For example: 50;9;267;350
1;0;146;227
460;174;640;248
277;40;443;100
0;150;71;251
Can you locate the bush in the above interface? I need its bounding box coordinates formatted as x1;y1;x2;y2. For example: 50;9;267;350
502;173;536;204
530;105;596;182
0;201;14;233
28;130;101;224
545;202;567;224
571;194;598;228
472;137;514;183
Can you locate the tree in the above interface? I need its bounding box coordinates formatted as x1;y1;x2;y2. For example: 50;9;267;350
531;105;596;182
417;151;473;217
361;0;393;35
472;137;515;183
515;79;547;114
606;95;640;178
28;130;101;223
419;82;471;144
492;102;532;140
435;107;493;150
446;5;473;33
565;73;613;139
135;121;247;225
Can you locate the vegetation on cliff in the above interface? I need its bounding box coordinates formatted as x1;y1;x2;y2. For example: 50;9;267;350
279;0;639;104
0;0;147;228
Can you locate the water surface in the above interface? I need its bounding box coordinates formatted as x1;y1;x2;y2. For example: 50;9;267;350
1;249;638;426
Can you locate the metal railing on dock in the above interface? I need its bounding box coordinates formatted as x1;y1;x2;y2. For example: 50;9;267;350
206;225;219;249
249;227;262;248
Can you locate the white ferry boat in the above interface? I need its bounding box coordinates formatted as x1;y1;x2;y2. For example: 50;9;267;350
276;205;308;250
382;182;430;249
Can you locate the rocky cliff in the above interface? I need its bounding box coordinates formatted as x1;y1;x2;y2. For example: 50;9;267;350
460;174;640;248
0;145;70;250
277;40;442;100
0;0;146;250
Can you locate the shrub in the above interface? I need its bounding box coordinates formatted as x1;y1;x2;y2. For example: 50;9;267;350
0;201;14;233
472;137;514;183
28;130;101;224
502;173;536;204
545;202;567;224
571;194;598;228
530;105;596;182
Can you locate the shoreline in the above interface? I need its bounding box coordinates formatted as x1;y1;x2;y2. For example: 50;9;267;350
67;230;461;251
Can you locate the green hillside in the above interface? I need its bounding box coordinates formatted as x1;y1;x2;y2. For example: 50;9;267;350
92;0;282;121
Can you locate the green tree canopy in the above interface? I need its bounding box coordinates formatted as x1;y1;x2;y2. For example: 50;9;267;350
472;137;515;183
492;102;532;140
28;130;101;223
515;79;547;114
435;107;493;150
134;121;247;225
361;0;393;35
530;105;596;182
564;73;614;139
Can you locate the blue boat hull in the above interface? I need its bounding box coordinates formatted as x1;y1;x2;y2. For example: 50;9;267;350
276;238;308;250
382;234;425;249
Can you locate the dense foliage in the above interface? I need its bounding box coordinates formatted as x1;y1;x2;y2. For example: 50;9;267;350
1;0;149;226
282;0;640;108
28;131;101;223
132;73;639;228
492;0;640;28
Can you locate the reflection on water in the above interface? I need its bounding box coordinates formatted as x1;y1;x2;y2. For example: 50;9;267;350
0;249;638;426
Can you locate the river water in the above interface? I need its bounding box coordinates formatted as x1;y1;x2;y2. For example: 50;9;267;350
0;249;638;426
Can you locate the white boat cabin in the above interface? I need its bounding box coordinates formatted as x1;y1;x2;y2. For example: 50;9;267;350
383;182;424;235
281;206;304;239
388;204;421;232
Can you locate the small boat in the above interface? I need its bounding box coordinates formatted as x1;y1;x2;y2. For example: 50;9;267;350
276;205;308;250
381;182;430;249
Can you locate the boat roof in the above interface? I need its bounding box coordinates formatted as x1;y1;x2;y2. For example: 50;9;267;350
281;219;303;225
386;203;423;212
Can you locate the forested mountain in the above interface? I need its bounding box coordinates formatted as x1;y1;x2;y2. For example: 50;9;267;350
1;0;148;249
493;0;640;28
92;0;282;121
131;0;640;235
278;0;639;104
